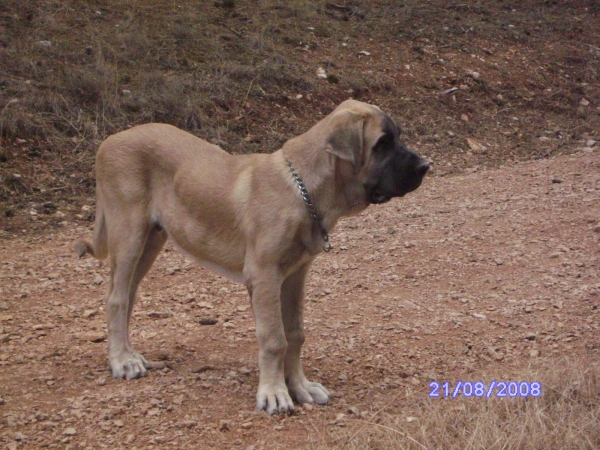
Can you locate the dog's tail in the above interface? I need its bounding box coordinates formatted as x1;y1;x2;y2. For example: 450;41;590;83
73;200;108;260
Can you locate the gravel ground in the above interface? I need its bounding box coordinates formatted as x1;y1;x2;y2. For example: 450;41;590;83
0;150;598;449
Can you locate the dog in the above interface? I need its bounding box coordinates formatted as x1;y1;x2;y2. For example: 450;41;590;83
73;99;429;414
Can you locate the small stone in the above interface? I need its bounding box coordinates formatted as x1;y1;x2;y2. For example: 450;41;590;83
593;224;600;233
223;322;235;329
145;361;166;370
219;420;230;431
122;89;132;96
74;332;106;342
178;420;198;429
316;67;327;79
63;427;77;436
529;349;540;357
36;40;52;47
473;313;487;320
93;273;103;285
525;333;537;341
461;114;469;122
303;403;314;411
199;318;218;325
552;178;563;184
347;406;359;415
580;98;589;106
406;416;418;423
113;420;124;428
166;265;181;275
83;309;97;318
357;51;371;56
586;139;596;147
7;443;17;450
14;432;26;441
241;422;253;429
147;311;172;319
192;365;215;373
466;138;486;152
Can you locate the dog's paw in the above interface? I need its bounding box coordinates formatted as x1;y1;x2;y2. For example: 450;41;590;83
256;383;295;415
109;351;148;380
288;378;330;405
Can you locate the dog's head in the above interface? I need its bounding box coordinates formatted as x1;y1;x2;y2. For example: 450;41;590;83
325;100;429;206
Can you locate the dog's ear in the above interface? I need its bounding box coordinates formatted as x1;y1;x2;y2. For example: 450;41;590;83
325;110;366;166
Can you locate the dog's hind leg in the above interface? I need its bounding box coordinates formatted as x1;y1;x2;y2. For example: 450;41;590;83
105;216;152;380
127;226;168;329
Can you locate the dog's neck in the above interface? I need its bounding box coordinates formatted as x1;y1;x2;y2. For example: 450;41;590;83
283;156;332;252
278;136;367;239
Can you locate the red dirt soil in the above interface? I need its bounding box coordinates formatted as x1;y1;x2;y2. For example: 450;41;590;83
1;150;598;449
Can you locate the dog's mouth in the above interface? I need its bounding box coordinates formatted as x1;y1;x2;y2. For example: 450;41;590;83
368;190;393;204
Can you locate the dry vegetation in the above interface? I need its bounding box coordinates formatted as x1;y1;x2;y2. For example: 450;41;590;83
0;0;599;233
326;359;600;450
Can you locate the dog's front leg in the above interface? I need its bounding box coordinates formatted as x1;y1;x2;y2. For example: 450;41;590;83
246;269;295;414
281;264;330;405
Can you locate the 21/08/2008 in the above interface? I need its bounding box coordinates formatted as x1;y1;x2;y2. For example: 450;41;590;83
429;381;542;398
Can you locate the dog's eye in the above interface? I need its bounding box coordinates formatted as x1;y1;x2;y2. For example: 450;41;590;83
374;133;395;151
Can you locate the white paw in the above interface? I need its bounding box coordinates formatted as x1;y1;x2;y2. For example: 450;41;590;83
110;351;148;380
288;378;330;405
256;383;295;415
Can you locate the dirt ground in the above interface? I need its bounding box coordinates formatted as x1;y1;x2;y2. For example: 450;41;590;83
0;149;598;449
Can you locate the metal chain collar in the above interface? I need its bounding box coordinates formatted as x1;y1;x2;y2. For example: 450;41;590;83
284;157;332;252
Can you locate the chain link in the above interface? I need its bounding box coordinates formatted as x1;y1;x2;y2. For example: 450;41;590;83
284;157;332;252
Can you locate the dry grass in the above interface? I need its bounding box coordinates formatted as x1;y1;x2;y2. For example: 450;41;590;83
0;0;598;231
317;358;600;449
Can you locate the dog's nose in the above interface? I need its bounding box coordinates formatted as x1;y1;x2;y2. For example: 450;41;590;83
415;160;430;178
